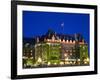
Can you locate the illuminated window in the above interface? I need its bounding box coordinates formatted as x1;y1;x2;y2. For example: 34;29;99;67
70;50;72;52
64;53;67;57
30;50;32;53
70;53;72;56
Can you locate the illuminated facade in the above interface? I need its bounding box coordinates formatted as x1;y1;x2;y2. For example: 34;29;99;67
23;30;89;68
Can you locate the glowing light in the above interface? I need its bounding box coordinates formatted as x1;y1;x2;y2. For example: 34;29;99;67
46;43;49;45
83;46;85;49
60;61;64;65
37;57;42;63
47;62;51;66
47;39;50;41
66;40;69;43
86;58;89;62
78;59;80;61
59;39;61;42
73;40;75;43
73;61;76;64
84;61;87;64
70;61;72;64
70;40;72;43
64;54;67;57
65;61;69;64
63;39;65;42
54;63;57;65
65;57;68;61
31;53;32;56
30;50;32;52
70;53;72;55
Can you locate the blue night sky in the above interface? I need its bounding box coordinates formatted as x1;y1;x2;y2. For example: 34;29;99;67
23;11;90;44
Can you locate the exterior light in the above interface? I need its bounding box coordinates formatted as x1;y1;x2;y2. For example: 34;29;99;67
86;58;89;62
83;58;88;64
78;59;80;62
70;61;72;64
70;40;72;43
60;61;64;65
47;62;51;66
47;39;50;41
54;62;57;65
65;61;69;64
37;57;42;63
30;50;32;52
73;61;76;64
73;40;75;43
59;39;61;42
65;57;68;61
84;61;87;64
66;40;69;43
63;39;65;42
23;56;28;59
64;54;67;57
31;53;32;56
83;46;85;49
47;43;51;45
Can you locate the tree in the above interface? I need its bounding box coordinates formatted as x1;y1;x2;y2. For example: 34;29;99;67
80;44;89;64
48;43;61;64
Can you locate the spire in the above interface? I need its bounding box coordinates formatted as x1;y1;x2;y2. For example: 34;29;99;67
75;33;78;41
36;37;39;43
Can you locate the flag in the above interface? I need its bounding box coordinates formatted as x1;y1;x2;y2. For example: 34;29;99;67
61;22;64;27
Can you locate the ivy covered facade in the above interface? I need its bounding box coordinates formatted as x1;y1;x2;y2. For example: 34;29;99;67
23;29;89;68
